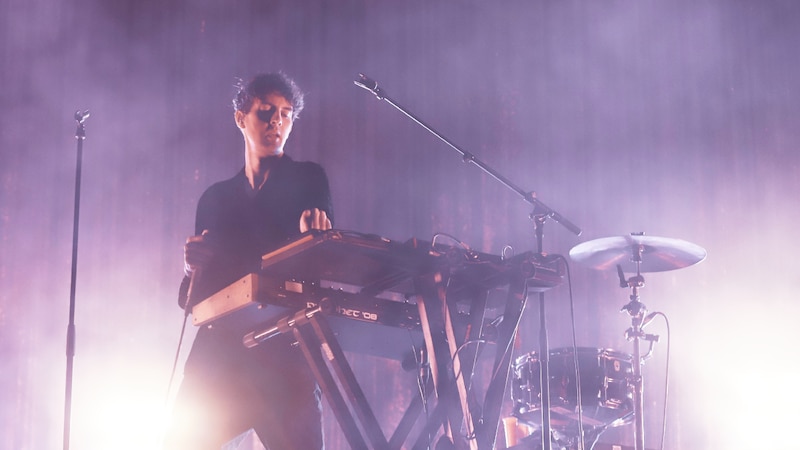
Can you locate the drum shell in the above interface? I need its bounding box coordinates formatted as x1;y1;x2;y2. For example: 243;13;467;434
511;347;633;427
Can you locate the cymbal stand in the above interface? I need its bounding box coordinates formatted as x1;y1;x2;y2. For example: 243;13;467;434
616;246;660;450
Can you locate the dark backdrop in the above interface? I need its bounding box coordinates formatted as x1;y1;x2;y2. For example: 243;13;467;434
2;1;798;449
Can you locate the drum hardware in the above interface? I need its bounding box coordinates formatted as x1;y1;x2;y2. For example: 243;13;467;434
506;423;632;450
569;232;706;450
510;347;635;449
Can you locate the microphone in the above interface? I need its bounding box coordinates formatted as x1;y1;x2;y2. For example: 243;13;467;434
353;73;383;99
74;110;90;124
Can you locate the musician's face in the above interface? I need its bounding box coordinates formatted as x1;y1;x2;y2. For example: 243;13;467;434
236;92;294;157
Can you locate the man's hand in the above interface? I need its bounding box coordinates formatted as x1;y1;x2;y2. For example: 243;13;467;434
183;230;214;276
299;208;332;233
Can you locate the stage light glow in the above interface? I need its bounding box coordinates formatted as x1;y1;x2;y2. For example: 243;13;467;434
680;293;800;450
69;360;172;450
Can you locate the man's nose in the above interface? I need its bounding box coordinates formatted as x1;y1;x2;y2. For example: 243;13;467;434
269;110;282;125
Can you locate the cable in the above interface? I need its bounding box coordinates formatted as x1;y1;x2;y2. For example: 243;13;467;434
648;312;671;450
487;280;530;389
451;339;489;441
408;329;433;450
164;269;199;407
452;340;488;379
164;312;191;410
166;271;198;392
431;232;472;253
555;254;587;450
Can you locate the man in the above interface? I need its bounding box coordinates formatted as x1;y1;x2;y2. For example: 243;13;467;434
164;72;332;450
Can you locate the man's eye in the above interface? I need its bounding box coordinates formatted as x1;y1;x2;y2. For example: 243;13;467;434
256;109;274;122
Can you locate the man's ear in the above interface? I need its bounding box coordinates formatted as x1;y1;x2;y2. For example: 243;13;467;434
234;110;245;129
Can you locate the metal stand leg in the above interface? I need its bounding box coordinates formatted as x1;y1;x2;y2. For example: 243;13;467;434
415;270;475;450
619;266;647;450
478;272;529;450
252;301;454;450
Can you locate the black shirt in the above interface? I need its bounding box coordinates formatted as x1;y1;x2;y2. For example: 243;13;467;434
183;155;334;306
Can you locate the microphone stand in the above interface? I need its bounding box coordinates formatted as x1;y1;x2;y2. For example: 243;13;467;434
354;74;581;450
64;110;89;450
354;74;580;237
531;212;555;450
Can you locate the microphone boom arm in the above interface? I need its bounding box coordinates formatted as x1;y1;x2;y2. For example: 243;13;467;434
353;73;581;236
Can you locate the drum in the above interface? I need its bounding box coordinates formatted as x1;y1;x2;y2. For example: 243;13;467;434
511;347;633;429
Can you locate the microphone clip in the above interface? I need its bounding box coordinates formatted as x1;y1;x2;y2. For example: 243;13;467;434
353;73;383;100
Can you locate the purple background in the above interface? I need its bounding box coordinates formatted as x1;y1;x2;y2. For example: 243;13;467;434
2;1;798;449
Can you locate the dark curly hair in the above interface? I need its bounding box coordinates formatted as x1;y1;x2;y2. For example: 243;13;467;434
232;72;305;120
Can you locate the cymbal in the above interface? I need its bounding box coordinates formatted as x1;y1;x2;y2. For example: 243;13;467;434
569;234;706;273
